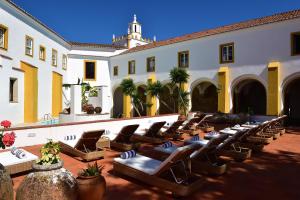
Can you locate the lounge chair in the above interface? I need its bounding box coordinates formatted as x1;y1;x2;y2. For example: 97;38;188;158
130;121;167;144
196;115;214;132
113;144;205;197
109;124;140;151
177;114;207;136
0;149;38;174
154;134;230;175
160;120;185;140
215;129;252;162
59;129;105;161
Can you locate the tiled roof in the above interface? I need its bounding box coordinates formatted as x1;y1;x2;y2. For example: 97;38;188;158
70;42;127;50
120;9;300;55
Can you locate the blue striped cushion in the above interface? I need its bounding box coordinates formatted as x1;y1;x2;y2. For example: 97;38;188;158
191;135;200;141
120;150;137;159
161;141;173;148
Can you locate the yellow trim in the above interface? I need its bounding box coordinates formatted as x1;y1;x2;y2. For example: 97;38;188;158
39;45;46;61
21;61;38;123
62;54;67;70
25;35;34;57
52;49;58;67
267;62;281;115
219;42;234;64
128;60;136;74
218;66;230;113
52;72;63;117
146;56;155;72
178;50;189;68
146;73;157;116
291;32;300;56
83;60;97;81
0;24;8;50
123;94;131;118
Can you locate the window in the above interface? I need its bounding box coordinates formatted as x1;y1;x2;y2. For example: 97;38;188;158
291;32;300;56
147;57;155;72
84;61;96;81
113;66;118;76
178;51;189;68
0;25;8;50
128;60;135;74
62;54;67;70
39;45;46;61
9;78;18;103
52;49;57;66
220;43;234;63
25;35;34;56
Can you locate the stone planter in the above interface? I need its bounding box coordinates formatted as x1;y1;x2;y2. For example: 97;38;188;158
77;174;106;200
0;163;13;200
16;161;78;200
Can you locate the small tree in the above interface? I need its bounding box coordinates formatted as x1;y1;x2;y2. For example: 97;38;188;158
146;80;173;114
120;78;143;117
169;67;190;116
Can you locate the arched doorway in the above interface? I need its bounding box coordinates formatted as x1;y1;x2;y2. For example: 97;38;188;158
233;79;266;115
159;84;179;114
134;85;147;117
191;82;218;112
284;78;300;125
113;87;123;118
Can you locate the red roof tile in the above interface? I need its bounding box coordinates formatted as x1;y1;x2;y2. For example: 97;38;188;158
120;9;300;55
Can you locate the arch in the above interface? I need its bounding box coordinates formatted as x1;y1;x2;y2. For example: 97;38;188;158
232;78;267;115
191;81;218;113
231;74;267;92
190;78;217;92
159;83;179;114
113;87;123;118
282;73;300;125
134;85;147;117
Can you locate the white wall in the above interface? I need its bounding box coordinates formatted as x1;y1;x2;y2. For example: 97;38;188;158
0;1;70;123
110;18;300;113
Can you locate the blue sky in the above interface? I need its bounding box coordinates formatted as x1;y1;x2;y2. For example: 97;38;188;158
12;0;300;44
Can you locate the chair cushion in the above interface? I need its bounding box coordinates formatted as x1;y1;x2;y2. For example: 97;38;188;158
0;149;38;167
185;139;209;146
154;146;178;154
114;154;162;175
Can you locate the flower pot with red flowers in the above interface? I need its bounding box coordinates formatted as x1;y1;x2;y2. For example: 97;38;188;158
0;120;16;149
77;162;106;200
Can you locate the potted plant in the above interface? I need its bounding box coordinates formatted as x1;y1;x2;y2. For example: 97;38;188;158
0;120;15;200
16;140;78;200
95;107;102;114
77;162;106;200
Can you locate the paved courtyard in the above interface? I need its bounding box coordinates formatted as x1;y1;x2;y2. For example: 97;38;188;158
10;128;300;200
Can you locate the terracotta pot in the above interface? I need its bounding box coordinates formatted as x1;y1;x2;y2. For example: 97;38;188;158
16;161;78;200
77;174;106;200
0;163;13;200
95;107;102;114
86;105;95;114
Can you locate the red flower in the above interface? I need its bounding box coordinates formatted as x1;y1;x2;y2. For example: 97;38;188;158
1;120;11;128
2;132;16;147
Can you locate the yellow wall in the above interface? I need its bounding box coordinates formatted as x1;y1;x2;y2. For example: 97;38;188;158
267;62;281;115
21;62;38;123
218;66;230;113
52;72;63;117
146;73;157;116
123;94;131;118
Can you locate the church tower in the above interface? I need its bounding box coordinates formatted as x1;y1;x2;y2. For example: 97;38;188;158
112;14;155;49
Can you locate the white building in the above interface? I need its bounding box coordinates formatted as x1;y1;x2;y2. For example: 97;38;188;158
0;0;300;125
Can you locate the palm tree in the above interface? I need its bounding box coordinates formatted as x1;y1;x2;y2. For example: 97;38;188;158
120;78;142;117
169;67;190;116
146;80;173;114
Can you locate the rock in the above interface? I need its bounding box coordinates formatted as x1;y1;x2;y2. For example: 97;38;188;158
0;163;14;200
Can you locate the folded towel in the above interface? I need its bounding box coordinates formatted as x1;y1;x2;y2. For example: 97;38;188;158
224;128;231;131
64;135;76;141
120;150;136;159
161;141;173;148
207;131;219;136
11;147;26;159
191;135;200;141
234;124;240;128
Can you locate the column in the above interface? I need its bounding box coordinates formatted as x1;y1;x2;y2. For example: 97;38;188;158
267;62;281;115
218;66;230;113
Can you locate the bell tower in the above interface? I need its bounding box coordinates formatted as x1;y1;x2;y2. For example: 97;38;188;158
112;14;154;49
